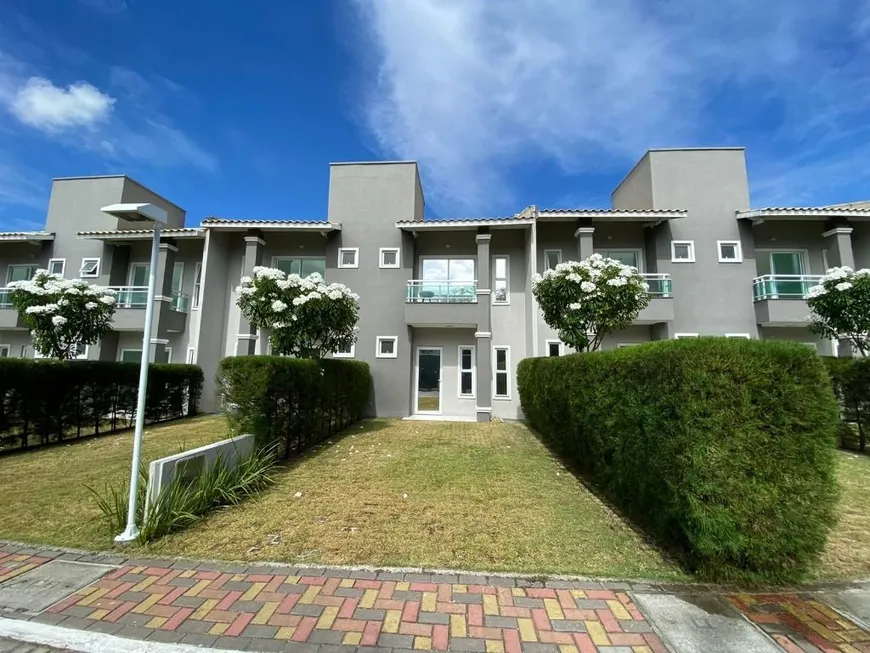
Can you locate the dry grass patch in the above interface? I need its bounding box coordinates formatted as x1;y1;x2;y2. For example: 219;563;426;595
818;451;870;579
0;416;228;550
148;419;683;580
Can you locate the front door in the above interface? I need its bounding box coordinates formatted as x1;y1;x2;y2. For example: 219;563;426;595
416;347;442;414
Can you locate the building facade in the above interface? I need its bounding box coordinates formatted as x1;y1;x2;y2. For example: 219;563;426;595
1;148;868;420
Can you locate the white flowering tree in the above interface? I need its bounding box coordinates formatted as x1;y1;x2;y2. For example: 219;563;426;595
807;267;870;356
532;254;651;352
236;266;360;358
8;270;116;359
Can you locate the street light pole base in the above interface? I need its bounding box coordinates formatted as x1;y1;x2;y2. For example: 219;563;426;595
114;527;140;544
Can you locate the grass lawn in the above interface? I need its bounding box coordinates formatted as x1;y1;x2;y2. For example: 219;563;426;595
147;419;684;580
0;416;228;550
818;450;870;579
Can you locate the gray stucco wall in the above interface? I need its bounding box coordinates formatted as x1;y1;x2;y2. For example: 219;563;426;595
612;153;654;210
120;178;185;229
852;223;870;269
196;230;233;412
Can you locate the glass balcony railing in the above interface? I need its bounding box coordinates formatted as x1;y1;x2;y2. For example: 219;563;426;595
0;289;11;308
171;292;190;313
752;275;823;301
406;280;478;303
641;273;672;298
108;287;190;313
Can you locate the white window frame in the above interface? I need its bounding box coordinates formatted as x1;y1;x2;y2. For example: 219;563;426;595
493;346;511;400
717;240;743;263
545;340;564;357
617;343;642;348
334;342;356;358
48;258;66;276
543;249;562;271
80;257;101;278
20;345;29;358
119;348;142;363
376;335;398;359
192;262;202;309
271;256;327;278
595;249;645;271
492;255;510;305
458;345;475;398
6;265;37;284
802;342;818;351
670;241;695;263
34;343;88;360
338;248;359;269
0;345;10;358
674;333;700;339
379;247;400;269
186;347;196;364
164;347;173;364
725;333;751;339
127;262;149;286
171;262;184;295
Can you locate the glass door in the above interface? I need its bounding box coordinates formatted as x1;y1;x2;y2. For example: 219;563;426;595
416;347;442;414
127;263;150;307
770;252;805;297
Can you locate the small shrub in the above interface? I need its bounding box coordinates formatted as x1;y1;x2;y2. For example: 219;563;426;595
822;357;870;452
218;356;371;459
518;338;840;583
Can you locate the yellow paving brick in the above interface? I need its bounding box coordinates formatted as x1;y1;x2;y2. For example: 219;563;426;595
632;647;652;653
285;575;300;584
414;636;432;650
607;599;631;621
840;629;869;644
544;598;564;620
131;575;158;592
360;589;378;609
585;621;610;646
317;606;340;630
300;585;321;604
179;570;196;579
146;616;168;629
804;618;843;642
186;579;211;597
558;646;578;653
808;601;854;629
209;623;229;636
253;601;279;625
383;610;402;633
737;594;757;605
78;585;100;597
11;555;28;561
131;593;162;614
241;582;266;602
422;592;437;612
452;584;468;594
0;564;36;583
231;574;246;582
517;618;537;642
487;640;505;653
343;632;362;646
840;645;861;653
88;609;110;620
339;578;354;588
570;590;586;600
483;594;499;616
78;587;110;607
396;582;410;591
511;587;525;597
129;566;146;574
451;614;468;639
191;598;218;621
276;627;296;640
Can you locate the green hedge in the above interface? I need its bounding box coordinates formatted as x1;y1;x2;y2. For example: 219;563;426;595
822;357;870;452
218;356;371;459
0;360;203;453
518;338;840;583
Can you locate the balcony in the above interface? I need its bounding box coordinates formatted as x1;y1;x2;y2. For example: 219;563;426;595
405;280;479;328
0;289;25;329
109;286;191;332
752;275;822;326
635;274;674;324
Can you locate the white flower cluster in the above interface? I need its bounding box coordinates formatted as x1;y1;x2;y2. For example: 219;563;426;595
807;266;870;299
8;271;116;301
531;254;645;297
236;267;361;305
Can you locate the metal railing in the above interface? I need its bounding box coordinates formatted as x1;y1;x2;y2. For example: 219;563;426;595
752;275;823;301
641;273;672;298
109;286;190;313
406;280;478;303
0;289;11;308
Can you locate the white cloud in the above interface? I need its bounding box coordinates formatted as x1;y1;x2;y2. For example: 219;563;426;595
351;0;870;211
10;77;114;132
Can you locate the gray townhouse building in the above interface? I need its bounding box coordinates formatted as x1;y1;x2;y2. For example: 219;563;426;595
0;147;868;421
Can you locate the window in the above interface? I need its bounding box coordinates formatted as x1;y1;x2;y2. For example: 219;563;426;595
73;343;88;360
192;262;202;308
493;256;509;304
379;248;400;269
120;349;142;363
186;347;196;364
597;250;640;269
376;336;398;358
272;257;326;278
416;258;476;302
802;342;819;351
725;334;751;339
171;262;184;297
670;241;695;263
458;346;475;397
6;265;36;284
163;347;173;364
546;340;564;357
48;259;65;276
334;342;356;358
34;343;87;360
338;248;359;269
80;258;100;278
544;250;562;271
717;240;742;263
617;343;642;348
0;345;9;358
493;347;510;398
20;345;29;358
674;333;699;339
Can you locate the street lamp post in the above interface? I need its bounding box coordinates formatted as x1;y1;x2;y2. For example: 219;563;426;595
101;203;169;544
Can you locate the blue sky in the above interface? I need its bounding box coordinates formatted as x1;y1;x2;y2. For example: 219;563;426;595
1;0;869;230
